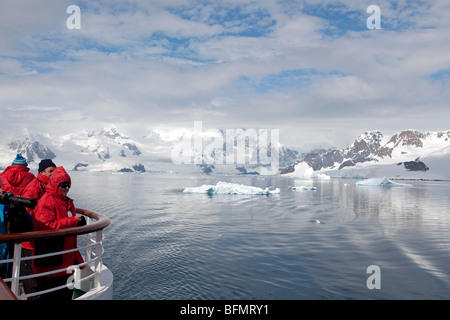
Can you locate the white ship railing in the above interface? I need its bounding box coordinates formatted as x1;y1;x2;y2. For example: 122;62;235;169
0;208;110;300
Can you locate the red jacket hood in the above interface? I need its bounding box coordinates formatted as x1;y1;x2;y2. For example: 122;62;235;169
21;172;50;201
0;165;35;195
46;166;71;199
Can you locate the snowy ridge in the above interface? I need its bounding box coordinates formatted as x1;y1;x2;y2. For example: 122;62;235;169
0;125;298;175
2;126;450;179
283;129;450;180
0;126;154;173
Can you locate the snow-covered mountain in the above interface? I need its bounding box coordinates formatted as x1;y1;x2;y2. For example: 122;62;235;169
0;126;150;173
3;126;449;179
282;129;450;180
0;125;299;175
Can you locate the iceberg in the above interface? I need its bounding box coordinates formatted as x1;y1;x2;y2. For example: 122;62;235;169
316;173;331;180
290;162;314;179
285;162;331;180
183;181;280;195
356;177;412;188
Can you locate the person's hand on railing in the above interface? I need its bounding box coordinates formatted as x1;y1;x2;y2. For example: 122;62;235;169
76;215;86;226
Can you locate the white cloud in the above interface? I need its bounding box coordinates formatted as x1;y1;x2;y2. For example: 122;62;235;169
0;0;449;149
7;106;65;112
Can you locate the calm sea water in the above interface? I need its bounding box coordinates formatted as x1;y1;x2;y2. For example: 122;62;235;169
70;172;450;300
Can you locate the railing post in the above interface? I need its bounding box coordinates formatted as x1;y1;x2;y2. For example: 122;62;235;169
10;242;22;297
85;231;92;263
94;230;103;288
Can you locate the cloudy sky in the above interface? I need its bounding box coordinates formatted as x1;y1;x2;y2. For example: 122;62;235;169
0;0;449;150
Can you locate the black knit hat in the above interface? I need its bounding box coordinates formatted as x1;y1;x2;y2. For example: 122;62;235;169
38;159;56;173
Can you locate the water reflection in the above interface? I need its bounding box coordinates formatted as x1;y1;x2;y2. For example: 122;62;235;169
69;172;450;299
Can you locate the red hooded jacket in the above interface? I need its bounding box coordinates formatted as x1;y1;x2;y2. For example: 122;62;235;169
21;173;50;250
33;167;83;277
0;165;35;196
22;173;49;202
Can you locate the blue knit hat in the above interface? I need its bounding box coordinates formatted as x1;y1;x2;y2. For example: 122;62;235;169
12;154;28;166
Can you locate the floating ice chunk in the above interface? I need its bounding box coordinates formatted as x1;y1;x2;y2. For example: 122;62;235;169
316;173;331;180
183;181;280;195
290;163;315;179
288;163;331;180
292;186;317;191
356;177;412;188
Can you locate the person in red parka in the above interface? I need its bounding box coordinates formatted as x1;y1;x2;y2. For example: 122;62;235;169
33;166;86;300
0;154;35;196
21;159;56;298
22;159;56;206
22;159;57;240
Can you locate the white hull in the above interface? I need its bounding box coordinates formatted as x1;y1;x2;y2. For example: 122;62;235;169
75;264;114;300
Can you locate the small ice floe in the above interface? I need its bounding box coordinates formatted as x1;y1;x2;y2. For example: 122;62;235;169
292;186;317;191
356;177;412;188
183;181;280;195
